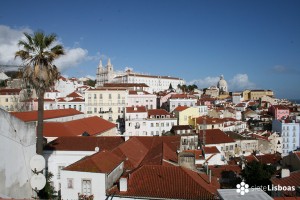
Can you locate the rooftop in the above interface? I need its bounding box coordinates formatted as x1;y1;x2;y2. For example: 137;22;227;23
10;108;83;122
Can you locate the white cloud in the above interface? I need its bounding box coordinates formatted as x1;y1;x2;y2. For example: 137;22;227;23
0;25;32;65
188;76;220;88
54;48;88;71
0;25;92;71
228;74;256;91
188;74;255;91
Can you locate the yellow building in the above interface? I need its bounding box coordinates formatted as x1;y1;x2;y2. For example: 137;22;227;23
243;89;274;101
173;106;200;125
0;88;21;111
85;88;128;125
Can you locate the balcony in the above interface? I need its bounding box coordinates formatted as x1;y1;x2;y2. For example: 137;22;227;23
99;110;113;114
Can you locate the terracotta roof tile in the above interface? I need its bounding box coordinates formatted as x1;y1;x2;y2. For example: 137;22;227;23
0;88;21;95
68;97;84;102
126;106;147;113
203;146;220;154
198;129;235;144
148;109;171;117
10;108;83;122
64;150;123;173
208;165;241;179
109;165;219;199
44;136;124;151
43;116;116;137
255;153;281;165
174;105;189;111
66;91;82;98
103;83;149;87
271;170;300;197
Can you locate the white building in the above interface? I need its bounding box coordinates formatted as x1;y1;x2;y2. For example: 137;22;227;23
85;88;127;125
55;76;84;97
0;108;36;198
61;150;124;199
127;90;157;109
95;59;185;93
125;107;177;136
167;94;197;112
43;136;124;193
272;119;300;156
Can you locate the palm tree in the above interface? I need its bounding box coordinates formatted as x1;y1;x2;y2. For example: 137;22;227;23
15;32;65;155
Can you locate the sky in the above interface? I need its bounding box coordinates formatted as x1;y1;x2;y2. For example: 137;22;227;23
0;0;300;99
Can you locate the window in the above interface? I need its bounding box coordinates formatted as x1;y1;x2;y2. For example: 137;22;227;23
67;178;73;189
94;107;97;113
69;105;71;109
82;180;92;195
161;123;164;127
118;94;121;99
109;94;112;99
151;123;154;127
99;94;102;99
94;94;97;99
156;123;159;127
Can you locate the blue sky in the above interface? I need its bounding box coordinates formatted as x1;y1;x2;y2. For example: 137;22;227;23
0;0;300;99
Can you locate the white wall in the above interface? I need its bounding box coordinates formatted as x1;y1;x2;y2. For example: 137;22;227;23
43;150;96;192
61;170;106;199
0;108;36;198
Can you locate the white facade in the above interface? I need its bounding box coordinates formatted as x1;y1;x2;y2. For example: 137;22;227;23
0;108;36;198
125;118;177;136
272;120;300;156
85;88;127;124
43;150;96;192
57;100;85;112
61;162;124;199
168;98;197;112
55;77;84;97
127;91;157;109
195;105;208;116
114;74;185;93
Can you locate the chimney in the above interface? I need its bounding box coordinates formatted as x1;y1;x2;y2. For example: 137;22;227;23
281;168;290;178
119;177;128;192
209;169;212;183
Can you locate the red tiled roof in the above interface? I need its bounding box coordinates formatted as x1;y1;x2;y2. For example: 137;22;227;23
244;155;258;163
272;105;289;110
255;153;281;165
198;129;235;144
112;136;180;170
184;150;204;160
126;106;147;113
195;117;224;125
0;88;21;95
208;165;241;179
174;105;189;112
271;170;300;197
103;83;149;87
10;109;83;122
44;136;124;151
148;109;171;117
64;150;123;173
43;116;116;137
33;98;55;102
204;146;220;154
109;165;219;199
68;97;84;102
66;91;82;98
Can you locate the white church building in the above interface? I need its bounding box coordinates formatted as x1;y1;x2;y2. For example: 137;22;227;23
95;59;185;93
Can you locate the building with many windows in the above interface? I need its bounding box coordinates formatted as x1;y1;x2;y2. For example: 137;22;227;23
272;119;300;156
85;88;127;127
95;59;185;93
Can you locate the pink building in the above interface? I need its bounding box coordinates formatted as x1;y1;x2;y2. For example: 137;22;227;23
269;105;290;120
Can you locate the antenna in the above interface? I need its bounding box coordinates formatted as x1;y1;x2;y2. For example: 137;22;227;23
29;155;46;191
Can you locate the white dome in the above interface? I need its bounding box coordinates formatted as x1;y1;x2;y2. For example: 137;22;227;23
217;75;228;92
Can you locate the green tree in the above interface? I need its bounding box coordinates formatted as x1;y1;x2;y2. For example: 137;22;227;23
38;172;58;199
15;31;65;155
241;161;275;188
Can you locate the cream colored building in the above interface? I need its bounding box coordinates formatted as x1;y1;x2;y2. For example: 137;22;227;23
0;88;22;111
173;106;200;125
85;88;128;126
243;89;274;101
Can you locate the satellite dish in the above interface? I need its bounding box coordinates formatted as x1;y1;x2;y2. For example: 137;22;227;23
30;155;45;172
30;173;46;191
95;147;99;152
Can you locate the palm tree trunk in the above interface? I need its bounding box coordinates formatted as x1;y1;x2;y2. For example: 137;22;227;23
36;92;45;155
